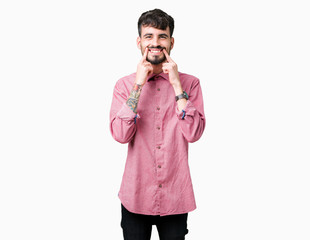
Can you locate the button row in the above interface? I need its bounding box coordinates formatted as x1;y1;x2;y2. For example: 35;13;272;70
154;85;162;209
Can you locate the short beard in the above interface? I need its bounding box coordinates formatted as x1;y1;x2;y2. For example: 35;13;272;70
146;55;166;65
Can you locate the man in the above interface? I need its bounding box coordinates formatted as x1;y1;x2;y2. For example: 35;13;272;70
110;9;205;240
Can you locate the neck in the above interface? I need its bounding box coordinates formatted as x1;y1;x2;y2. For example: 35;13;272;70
152;64;163;74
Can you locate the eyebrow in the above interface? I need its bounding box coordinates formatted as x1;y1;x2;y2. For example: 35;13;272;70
143;33;153;38
159;33;169;38
143;33;169;38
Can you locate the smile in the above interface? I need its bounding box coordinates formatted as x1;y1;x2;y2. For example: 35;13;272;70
148;47;164;54
150;49;161;53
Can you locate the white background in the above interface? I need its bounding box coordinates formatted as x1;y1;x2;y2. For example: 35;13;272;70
0;0;309;239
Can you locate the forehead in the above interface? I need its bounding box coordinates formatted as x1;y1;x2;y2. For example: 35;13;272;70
141;26;170;36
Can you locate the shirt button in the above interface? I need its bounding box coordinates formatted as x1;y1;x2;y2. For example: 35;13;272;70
157;126;160;130
157;107;160;111
158;165;161;168
157;88;160;91
156;146;161;149
159;184;162;188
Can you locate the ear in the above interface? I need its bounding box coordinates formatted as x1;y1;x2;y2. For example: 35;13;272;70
137;36;141;49
170;37;175;50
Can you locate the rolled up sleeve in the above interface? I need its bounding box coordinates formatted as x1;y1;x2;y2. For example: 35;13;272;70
176;78;205;143
110;80;139;144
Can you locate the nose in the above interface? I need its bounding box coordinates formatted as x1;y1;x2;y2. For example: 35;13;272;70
151;37;160;47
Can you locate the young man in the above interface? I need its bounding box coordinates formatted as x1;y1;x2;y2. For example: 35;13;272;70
110;9;205;240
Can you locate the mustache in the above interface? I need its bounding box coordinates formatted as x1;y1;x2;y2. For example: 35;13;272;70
147;46;166;50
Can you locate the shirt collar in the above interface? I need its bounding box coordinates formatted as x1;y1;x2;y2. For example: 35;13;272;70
147;72;169;81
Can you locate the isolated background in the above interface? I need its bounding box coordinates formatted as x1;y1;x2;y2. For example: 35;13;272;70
1;0;309;239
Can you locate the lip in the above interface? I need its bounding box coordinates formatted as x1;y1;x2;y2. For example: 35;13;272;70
148;48;163;55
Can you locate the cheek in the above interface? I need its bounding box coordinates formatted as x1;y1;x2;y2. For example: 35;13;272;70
141;41;150;49
164;45;171;53
164;42;172;50
139;43;146;51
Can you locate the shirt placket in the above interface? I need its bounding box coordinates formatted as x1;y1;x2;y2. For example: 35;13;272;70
154;78;164;215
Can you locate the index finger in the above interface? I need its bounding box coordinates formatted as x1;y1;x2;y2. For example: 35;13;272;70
163;48;174;63
142;46;149;61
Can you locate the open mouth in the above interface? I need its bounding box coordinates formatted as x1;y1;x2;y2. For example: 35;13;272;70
148;47;164;54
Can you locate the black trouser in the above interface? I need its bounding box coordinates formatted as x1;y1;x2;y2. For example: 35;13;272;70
121;204;189;240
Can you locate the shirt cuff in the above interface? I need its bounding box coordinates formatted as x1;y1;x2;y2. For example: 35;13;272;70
117;103;140;122
176;100;196;120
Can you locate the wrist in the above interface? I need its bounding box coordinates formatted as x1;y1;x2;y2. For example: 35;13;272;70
172;83;183;95
135;74;148;86
175;90;188;102
135;79;145;87
132;83;143;91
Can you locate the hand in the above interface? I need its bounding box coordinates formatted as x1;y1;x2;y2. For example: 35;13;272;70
135;47;153;86
162;49;181;88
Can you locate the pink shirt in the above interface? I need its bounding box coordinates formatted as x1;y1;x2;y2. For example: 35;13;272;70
110;72;205;216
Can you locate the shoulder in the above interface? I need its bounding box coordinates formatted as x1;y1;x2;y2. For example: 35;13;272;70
114;73;136;91
178;72;201;88
116;73;136;86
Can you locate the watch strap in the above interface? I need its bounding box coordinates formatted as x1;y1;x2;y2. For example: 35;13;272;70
175;91;189;102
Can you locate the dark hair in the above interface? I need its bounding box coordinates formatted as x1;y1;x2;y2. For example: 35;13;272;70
138;9;174;37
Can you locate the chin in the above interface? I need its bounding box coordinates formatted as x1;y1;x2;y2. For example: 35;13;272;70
147;56;166;65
